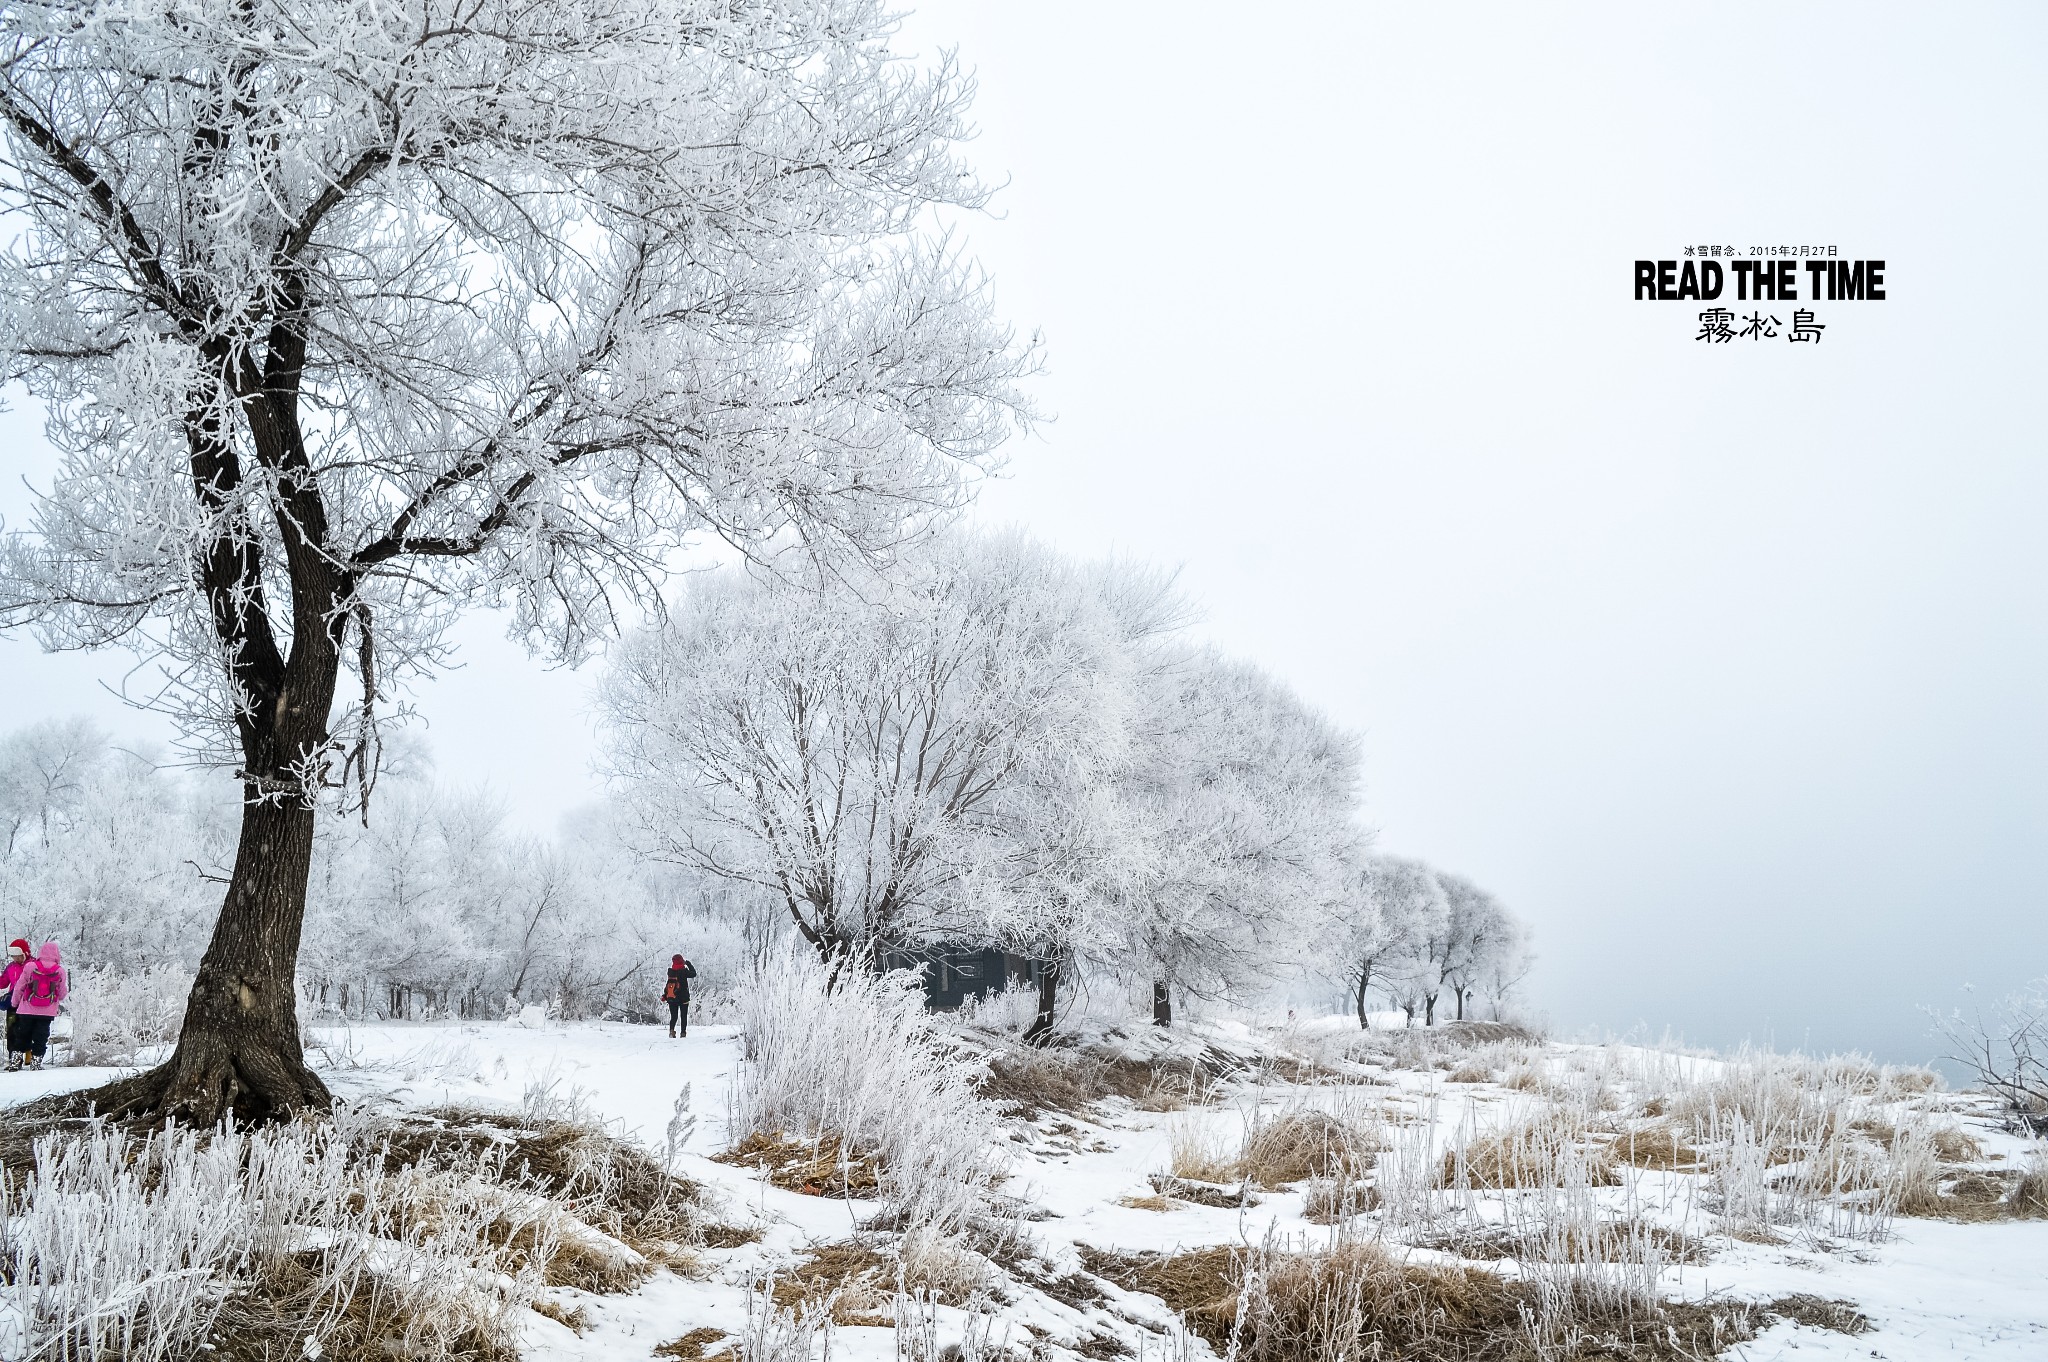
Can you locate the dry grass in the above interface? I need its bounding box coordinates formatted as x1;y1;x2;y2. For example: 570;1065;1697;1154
1165;1117;1238;1183
1609;1123;1704;1171
1300;1178;1379;1224
1931;1125;1985;1163
203;1247;525;1362
2;1106;705;1362
1425;1220;1705;1267
1441;1114;1620;1191
531;1296;592;1333
376;1107;715;1256
768;1241;898;1327
2010;1152;2048;1218
1241;1109;1381;1188
701;1223;766;1248
1769;1295;1871;1334
714;1130;882;1198
1897;1170;2013;1222
653;1327;730;1359
1081;1240;1756;1362
978;1043;1245;1119
1117;1194;1178;1212
1148;1173;1258;1208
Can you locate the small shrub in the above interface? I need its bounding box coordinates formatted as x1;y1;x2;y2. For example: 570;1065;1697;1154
730;946;1003;1237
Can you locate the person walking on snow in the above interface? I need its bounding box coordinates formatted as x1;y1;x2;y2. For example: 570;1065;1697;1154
0;939;29;1061
8;942;67;1071
663;954;698;1038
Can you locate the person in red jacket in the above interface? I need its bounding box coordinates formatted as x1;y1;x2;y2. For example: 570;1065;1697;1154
0;939;29;1064
9;942;67;1071
663;954;698;1038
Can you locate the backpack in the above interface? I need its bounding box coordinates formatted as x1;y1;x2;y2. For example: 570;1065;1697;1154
22;968;60;1009
662;979;678;1001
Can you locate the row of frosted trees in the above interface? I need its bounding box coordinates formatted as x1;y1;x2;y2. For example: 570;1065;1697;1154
597;528;1533;1034
1;533;1530;1034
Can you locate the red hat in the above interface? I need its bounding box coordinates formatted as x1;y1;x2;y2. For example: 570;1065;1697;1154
7;940;27;955
671;954;684;967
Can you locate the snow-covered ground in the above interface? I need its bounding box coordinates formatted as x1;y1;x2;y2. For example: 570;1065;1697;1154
8;1017;2046;1361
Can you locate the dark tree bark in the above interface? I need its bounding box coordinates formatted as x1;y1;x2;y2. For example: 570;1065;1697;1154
1353;961;1374;1030
89;643;341;1125
1023;954;1063;1047
71;305;345;1125
1152;980;1172;1028
1424;991;1439;1027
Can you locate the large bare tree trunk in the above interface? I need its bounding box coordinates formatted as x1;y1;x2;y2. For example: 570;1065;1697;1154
86;786;335;1125
157;796;330;1121
1354;963;1373;1030
1152;980;1172;1028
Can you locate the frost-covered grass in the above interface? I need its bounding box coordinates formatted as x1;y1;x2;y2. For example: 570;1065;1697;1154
728;947;1007;1267
0;1114;543;1362
62;965;193;1066
3;996;2045;1362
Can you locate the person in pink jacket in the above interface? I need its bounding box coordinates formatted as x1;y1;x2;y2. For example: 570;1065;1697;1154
0;939;30;1064
8;942;67;1071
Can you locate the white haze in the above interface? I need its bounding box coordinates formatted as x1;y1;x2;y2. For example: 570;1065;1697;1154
4;1;2044;1066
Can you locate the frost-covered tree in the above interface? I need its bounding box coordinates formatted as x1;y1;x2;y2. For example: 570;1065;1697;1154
0;720;219;967
1355;854;1447;1027
0;0;1034;1120
0;717;753;1021
599;532;1175;972
1326;853;1390;1029
1104;650;1362;1027
1436;872;1529;1021
1340;854;1531;1027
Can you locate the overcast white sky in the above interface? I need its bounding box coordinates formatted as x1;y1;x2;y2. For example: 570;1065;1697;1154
4;2;2043;1064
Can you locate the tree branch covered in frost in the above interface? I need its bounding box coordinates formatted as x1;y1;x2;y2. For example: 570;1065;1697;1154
600;527;1381;1025
601;529;1184;961
0;719;229;968
1932;979;2048;1133
1092;647;1363;1011
0;0;1038;779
